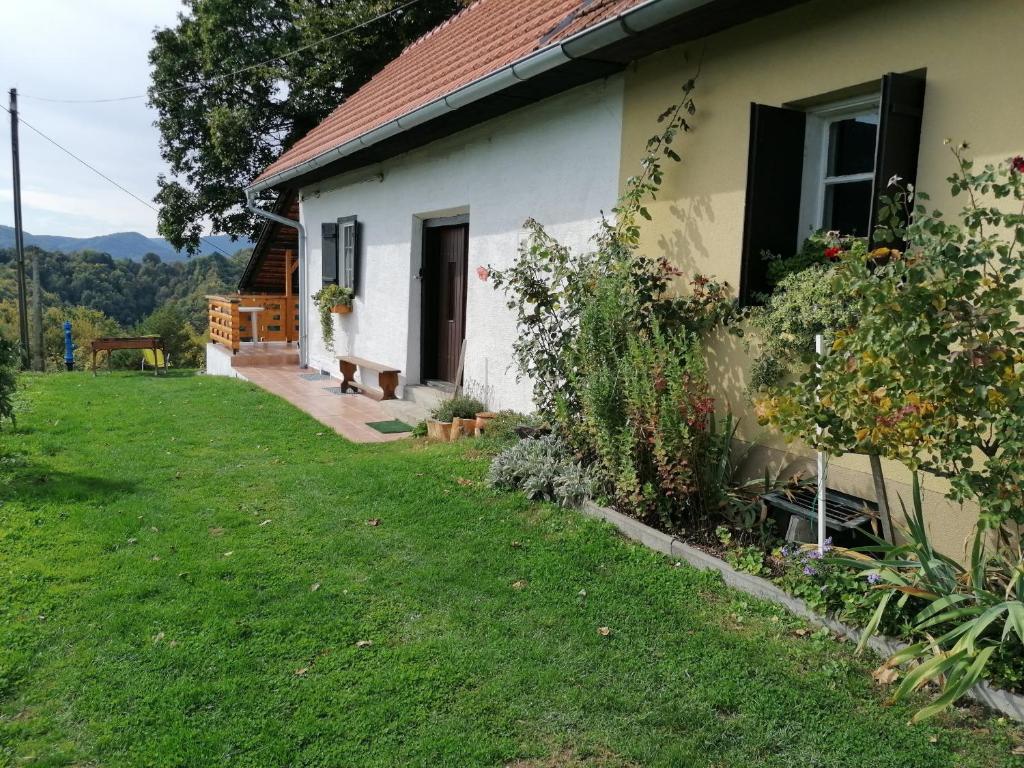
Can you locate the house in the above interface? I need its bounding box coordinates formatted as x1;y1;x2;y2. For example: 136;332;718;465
224;0;810;411
616;0;1023;554
209;0;1022;550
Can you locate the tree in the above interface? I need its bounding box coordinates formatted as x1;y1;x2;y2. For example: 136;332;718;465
42;305;123;371
140;303;204;368
0;336;17;428
149;0;464;253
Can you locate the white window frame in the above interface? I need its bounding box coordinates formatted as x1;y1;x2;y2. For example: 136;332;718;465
797;93;881;246
339;215;357;292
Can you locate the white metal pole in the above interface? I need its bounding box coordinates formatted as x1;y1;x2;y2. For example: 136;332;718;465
815;333;827;554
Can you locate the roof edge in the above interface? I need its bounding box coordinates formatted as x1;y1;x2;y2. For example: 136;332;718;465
246;0;718;194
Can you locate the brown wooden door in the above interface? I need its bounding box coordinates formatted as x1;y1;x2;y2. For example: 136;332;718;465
422;223;468;383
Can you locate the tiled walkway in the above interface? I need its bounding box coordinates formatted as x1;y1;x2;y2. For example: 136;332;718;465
238;365;408;443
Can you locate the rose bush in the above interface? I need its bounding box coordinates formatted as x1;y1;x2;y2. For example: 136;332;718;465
760;147;1024;529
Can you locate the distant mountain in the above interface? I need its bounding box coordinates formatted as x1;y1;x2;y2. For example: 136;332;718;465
0;225;251;262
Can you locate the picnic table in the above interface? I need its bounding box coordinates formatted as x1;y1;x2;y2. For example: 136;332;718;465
91;336;168;376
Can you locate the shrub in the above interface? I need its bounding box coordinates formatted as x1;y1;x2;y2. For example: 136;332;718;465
569;279;716;530
489;75;740;421
844;473;1024;720
476;410;543;452
488;434;594;508
487;77;746;534
431;395;485;423
0;337;19;428
746;243;859;391
760;230;866;292
761;148;1024;529
140;303;204;368
778;539;902;633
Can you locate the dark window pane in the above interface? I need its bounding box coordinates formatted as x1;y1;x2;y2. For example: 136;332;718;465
824;180;872;236
828;116;877;177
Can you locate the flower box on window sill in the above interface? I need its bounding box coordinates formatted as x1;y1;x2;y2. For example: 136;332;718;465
331;304;352;315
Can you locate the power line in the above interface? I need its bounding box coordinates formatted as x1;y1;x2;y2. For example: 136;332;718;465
19;0;424;105
0;101;236;258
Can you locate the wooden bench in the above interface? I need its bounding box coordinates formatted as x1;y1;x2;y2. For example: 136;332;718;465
337;356;400;400
91;336;168;376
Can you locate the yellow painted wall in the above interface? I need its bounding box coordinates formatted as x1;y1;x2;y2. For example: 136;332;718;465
619;0;1024;556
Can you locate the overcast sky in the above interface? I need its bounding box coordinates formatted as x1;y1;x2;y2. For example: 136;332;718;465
0;0;186;238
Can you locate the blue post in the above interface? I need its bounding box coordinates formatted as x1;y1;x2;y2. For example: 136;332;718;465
63;321;74;371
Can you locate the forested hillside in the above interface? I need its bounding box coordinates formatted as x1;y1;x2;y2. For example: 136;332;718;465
0;225;250;263
0;245;248;369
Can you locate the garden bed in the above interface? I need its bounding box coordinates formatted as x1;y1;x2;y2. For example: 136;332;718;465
579;499;1024;723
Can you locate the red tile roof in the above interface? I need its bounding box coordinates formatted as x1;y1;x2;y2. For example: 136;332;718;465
254;0;644;185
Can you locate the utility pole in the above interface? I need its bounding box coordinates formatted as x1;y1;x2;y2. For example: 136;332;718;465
9;88;31;369
31;249;44;371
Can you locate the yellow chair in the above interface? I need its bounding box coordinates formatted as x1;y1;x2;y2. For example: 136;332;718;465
141;348;168;371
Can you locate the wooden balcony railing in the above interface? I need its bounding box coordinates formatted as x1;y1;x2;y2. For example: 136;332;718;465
207;294;299;353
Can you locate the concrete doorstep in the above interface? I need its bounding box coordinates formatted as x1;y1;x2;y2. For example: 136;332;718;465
579;500;1024;723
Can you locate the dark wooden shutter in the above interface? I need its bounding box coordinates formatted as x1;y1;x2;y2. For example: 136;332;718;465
869;71;927;241
338;215;359;293
739;103;806;305
321;222;338;286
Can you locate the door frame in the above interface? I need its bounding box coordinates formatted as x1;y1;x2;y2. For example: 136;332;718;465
419;215;469;385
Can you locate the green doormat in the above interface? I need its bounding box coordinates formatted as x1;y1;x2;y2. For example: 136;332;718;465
366;419;413;434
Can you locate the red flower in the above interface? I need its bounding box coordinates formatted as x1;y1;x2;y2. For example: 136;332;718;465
824;246;842;261
1011;156;1024;174
475;265;490;282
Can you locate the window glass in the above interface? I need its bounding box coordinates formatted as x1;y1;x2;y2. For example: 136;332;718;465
341;222;355;289
827;115;877;177
824;179;872;236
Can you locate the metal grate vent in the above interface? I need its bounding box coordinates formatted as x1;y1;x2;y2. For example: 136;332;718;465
762;486;876;531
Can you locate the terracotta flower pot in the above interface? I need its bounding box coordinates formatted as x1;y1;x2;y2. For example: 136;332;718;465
475;411;497;436
330;304;352;314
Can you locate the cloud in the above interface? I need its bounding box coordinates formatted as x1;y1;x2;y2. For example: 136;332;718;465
0;187;157;237
0;0;183;238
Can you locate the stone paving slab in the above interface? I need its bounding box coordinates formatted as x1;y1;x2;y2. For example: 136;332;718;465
237;365;407;444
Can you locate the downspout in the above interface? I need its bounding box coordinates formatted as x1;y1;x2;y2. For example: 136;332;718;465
245;189;308;367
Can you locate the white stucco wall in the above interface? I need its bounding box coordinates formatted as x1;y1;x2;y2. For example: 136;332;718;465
204;343;245;379
298;76;624;412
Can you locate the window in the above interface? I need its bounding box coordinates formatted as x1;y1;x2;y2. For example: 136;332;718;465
739;71;926;304
798;96;880;240
339;215;358;293
321;216;360;292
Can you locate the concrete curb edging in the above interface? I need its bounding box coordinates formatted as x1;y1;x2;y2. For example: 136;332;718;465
579;500;1024;722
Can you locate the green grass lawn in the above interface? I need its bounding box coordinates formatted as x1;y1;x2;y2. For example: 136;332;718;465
1;372;1021;767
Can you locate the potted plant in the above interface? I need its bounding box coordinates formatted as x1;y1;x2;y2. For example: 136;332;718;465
427;395;485;442
311;285;354;349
